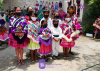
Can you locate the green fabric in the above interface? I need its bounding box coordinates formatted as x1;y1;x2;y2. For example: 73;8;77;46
37;10;43;20
5;16;10;22
28;40;40;50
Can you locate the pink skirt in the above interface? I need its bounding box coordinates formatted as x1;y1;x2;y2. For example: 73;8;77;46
9;33;29;49
60;38;75;48
0;33;9;41
39;43;52;55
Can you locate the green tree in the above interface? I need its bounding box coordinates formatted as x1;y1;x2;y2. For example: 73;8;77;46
0;0;4;11
83;0;100;19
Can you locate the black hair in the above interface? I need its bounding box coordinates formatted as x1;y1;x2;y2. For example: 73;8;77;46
41;20;47;28
26;6;33;16
29;11;38;20
64;13;71;18
43;9;50;14
67;6;74;15
26;7;31;13
53;19;59;23
14;7;21;11
53;12;59;16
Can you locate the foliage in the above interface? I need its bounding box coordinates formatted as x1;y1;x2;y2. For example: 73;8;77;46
82;24;94;34
83;0;100;19
0;0;4;11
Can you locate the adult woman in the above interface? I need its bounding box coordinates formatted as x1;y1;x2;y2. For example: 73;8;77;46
25;7;33;21
9;7;28;66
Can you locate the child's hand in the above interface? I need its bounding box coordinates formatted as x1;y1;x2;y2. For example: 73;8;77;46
56;38;60;42
43;34;49;37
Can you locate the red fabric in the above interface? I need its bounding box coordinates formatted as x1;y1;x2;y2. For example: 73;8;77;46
39;43;52;55
60;38;75;48
9;33;29;49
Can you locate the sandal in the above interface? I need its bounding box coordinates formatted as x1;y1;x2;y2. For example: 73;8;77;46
66;55;69;58
31;58;35;62
64;55;66;58
35;57;38;62
17;61;21;66
21;60;25;65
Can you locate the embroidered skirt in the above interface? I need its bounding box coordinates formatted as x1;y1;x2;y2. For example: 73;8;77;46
39;43;52;55
28;39;40;50
9;33;28;49
60;38;75;48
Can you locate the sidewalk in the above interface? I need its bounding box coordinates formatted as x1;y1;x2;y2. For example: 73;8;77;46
0;36;100;71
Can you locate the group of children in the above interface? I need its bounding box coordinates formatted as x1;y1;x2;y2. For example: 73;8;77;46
8;6;81;66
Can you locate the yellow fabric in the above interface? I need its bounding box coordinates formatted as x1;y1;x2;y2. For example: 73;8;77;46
28;39;40;50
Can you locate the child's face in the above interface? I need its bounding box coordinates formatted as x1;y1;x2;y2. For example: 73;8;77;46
65;14;71;18
30;14;35;17
43;21;47;25
68;8;74;14
42;21;47;28
43;12;49;16
55;13;59;16
53;21;59;28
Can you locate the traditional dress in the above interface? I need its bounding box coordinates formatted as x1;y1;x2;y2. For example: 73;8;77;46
0;19;9;41
60;21;76;48
38;28;52;55
93;18;100;33
51;27;62;56
9;16;28;48
27;21;40;50
71;14;82;40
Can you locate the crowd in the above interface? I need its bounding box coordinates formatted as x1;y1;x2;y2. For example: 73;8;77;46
0;6;82;66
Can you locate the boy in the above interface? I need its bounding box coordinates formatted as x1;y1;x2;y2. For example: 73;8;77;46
40;9;52;29
51;19;62;60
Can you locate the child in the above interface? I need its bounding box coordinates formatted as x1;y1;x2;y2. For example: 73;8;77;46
67;6;82;55
40;9;52;29
0;19;9;46
38;20;52;62
53;12;62;27
27;11;40;62
93;16;100;38
51;19;62;60
60;13;78;58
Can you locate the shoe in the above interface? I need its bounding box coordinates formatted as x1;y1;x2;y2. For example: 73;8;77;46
55;56;60;59
52;56;56;60
45;58;48;62
69;52;74;55
0;44;2;46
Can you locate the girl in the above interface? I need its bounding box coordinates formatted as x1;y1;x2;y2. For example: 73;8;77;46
27;11;40;62
38;20;52;62
9;7;28;66
53;12;62;27
60;13;77;58
67;6;82;55
93;16;100;38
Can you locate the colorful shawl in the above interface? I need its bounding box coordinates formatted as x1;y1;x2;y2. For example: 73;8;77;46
9;16;28;44
27;21;40;43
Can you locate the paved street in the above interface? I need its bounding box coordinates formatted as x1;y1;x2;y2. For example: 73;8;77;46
0;36;100;71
